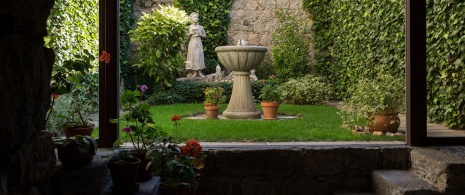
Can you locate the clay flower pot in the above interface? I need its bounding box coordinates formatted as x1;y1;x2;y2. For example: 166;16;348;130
130;150;155;182
204;105;220;119
62;125;94;138
107;157;141;195
367;112;400;134
260;102;279;120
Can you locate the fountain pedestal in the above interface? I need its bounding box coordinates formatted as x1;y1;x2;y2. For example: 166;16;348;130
222;71;261;119
215;45;267;119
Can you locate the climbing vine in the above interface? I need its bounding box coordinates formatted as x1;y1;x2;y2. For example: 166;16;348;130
45;0;99;68
173;0;234;74
304;0;465;129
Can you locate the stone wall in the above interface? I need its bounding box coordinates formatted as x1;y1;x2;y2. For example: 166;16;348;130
133;0;311;48
0;0;56;193
198;146;411;194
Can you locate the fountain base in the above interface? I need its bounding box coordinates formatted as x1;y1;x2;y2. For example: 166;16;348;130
222;110;262;119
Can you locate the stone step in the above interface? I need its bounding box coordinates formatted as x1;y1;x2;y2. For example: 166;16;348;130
100;176;160;195
333;191;374;195
372;170;439;195
410;148;465;193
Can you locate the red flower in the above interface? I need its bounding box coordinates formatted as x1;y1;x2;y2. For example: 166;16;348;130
171;115;182;121
51;93;59;100
180;139;202;158
99;50;111;64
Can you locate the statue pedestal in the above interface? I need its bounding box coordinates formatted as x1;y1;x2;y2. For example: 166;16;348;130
222;71;261;119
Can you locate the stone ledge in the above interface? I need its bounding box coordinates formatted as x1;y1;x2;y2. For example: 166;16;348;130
372;170;439;195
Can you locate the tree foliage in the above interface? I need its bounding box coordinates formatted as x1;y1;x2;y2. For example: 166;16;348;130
129;5;190;86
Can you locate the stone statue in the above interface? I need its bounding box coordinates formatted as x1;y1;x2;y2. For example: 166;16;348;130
250;69;258;81
186;12;206;77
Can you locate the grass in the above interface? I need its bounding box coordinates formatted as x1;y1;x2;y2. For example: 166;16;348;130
95;103;405;142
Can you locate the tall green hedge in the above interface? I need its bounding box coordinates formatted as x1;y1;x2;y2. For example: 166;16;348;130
174;0;234;74
304;0;465;129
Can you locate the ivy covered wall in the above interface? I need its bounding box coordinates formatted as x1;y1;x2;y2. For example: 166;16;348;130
304;0;465;129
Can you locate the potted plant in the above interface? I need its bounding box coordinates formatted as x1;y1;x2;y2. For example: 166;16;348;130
147;137;205;195
340;73;405;134
203;86;225;119
105;140;142;195
111;84;166;182
54;135;97;166
259;84;282;120
46;50;96;137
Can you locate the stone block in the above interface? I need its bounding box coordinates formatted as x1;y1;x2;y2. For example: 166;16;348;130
290;0;303;9
300;148;344;176
344;148;379;170
197;176;235;195
240;178;275;195
343;171;371;191
212;149;299;177
378;147;411;169
281;179;329;195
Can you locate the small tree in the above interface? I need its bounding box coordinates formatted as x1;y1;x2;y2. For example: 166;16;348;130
272;9;312;82
129;5;190;86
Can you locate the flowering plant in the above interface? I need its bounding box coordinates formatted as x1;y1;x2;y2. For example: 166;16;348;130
112;84;165;152
259;84;282;102
147;137;197;189
204;86;225;105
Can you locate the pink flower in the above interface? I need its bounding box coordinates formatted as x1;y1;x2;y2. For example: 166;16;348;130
140;84;148;92
122;126;132;133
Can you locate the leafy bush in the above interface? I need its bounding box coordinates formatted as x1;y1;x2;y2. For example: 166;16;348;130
148;91;187;105
339;73;405;130
280;75;332;105
272;9;312;82
129;5;190;86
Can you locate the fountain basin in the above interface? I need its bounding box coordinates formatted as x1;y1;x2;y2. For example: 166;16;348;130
215;46;267;71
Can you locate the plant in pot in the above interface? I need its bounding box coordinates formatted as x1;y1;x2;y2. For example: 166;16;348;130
259;83;282;120
104;140;142;195
45;49;96;137
54;135;97;166
203;86;225;119
147;137;205;195
110;84;166;182
340;73;405;134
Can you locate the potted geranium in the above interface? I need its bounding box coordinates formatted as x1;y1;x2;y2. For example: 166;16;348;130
54;135;97;166
203;86;225;119
259;84;282;120
111;84;165;182
340;73;405;134
105;140;142;194
147;137;205;195
48;51;97;138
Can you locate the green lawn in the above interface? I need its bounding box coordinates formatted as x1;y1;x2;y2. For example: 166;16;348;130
94;103;405;142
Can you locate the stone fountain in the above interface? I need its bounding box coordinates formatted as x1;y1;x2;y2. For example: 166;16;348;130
215;42;268;119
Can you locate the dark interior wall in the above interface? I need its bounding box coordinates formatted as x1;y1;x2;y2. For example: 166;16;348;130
0;0;56;193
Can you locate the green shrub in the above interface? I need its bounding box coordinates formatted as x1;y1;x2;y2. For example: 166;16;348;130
147;80;269;105
280;75;332;105
129;5;190;86
272;9;312;82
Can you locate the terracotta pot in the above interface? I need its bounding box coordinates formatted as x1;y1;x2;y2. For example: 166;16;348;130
130;150;154;182
57;141;96;166
158;182;191;195
260;102;279;120
204;105;220;119
367;112;400;134
62;125;94;138
107;158;141;195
